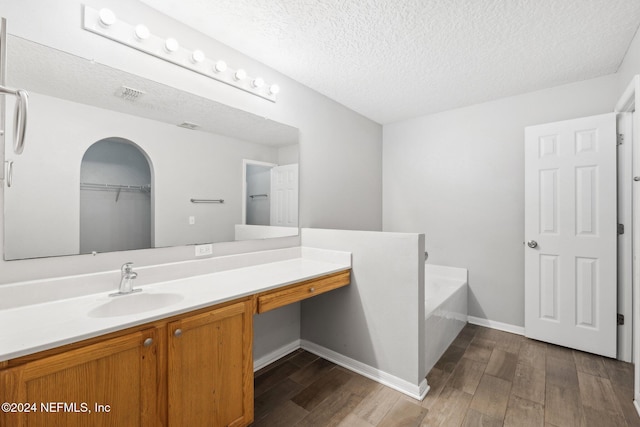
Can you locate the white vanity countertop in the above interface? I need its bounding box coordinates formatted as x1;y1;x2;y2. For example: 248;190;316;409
0;247;351;362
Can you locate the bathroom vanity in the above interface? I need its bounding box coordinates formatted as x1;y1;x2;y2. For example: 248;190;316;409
0;251;351;426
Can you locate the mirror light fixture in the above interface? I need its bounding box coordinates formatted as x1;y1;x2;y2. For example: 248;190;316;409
191;49;205;63
82;6;279;102
214;60;227;73
98;8;116;27
234;69;247;81
134;24;150;40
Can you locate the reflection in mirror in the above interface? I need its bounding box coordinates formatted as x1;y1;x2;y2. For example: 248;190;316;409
3;35;299;260
80;138;153;254
236;160;299;241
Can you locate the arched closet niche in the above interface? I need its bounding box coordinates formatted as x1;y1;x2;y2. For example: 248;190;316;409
79;137;153;254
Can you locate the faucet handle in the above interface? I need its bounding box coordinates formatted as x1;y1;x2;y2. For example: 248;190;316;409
121;262;134;274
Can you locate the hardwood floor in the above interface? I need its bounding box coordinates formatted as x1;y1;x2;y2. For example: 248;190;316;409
251;324;640;426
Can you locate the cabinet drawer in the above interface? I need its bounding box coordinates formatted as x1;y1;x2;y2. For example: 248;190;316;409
256;270;350;313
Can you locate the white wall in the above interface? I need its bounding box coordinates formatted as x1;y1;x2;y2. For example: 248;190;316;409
383;74;620;327
0;0;382;363
300;228;426;397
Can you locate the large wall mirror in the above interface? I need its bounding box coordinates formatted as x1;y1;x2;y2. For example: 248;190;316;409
3;35;299;260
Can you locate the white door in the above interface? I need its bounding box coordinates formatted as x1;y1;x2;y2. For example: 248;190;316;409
270;164;298;227
524;113;617;357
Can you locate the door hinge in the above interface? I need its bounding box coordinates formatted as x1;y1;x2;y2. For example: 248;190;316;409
618;224;625;235
618;313;625;325
618;134;625;145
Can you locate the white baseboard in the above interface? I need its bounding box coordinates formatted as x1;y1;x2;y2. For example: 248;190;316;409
253;339;301;372
300;339;429;401
467;316;525;336
635;399;640;418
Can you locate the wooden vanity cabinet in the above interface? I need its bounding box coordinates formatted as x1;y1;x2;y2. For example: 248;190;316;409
0;327;160;427
0;298;253;427
167;299;253;427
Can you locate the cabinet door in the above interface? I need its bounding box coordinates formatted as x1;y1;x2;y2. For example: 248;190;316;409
0;328;159;427
168;299;253;427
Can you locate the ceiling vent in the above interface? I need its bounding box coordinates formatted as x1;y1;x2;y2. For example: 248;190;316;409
177;121;200;130
117;85;145;101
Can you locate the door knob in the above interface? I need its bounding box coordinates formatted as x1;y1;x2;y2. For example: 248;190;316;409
527;240;538;248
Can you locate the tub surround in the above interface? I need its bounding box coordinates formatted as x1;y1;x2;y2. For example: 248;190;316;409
424;264;468;373
0;246;351;362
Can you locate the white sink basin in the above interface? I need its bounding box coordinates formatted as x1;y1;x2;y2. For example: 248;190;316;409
88;292;184;318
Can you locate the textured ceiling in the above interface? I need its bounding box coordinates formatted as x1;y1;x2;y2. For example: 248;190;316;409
140;0;640;124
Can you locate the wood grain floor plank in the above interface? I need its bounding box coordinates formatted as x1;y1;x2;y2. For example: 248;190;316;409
485;348;518;382
336;413;376;427
463;337;495;364
254;378;305;421
254;360;302;397
377;398;428;427
503;395;544;427
291;367;354;411
546;355;579;388
512;363;545;405
581;405;628;427
469;374;512;420
612;384;640;427
296;389;363;427
447;357;487;394
545;383;583;427
288;349;321;368
251;399;309;427
546;344;575;361
434;344;467;373
421;385;473;427
289;357;336;387
603;358;635;391
461;408;503;427
420;367;451;409
352;383;402;425
518;341;547;371
577;371;623;415
573;351;609;379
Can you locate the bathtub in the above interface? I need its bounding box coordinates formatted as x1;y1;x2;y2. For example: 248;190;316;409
424;264;468;374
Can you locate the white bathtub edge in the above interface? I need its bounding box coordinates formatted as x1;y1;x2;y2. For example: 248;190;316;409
301;339;430;401
468;316;525;336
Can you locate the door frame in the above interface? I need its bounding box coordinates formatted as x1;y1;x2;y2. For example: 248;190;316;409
241;159;277;225
615;74;640;411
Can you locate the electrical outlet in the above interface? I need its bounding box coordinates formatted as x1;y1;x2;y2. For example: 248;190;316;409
195;243;213;257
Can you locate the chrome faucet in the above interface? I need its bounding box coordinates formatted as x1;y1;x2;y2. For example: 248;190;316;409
110;262;140;296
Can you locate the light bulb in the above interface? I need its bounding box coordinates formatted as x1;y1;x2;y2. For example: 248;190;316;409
234;69;247;81
252;77;265;88
134;24;150;40
214;60;227;73
191;50;205;63
269;84;280;95
164;38;179;53
98;8;116;27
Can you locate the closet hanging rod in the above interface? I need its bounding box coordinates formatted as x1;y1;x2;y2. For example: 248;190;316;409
80;182;151;191
190;198;225;204
0;85;28;155
249;194;268;199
